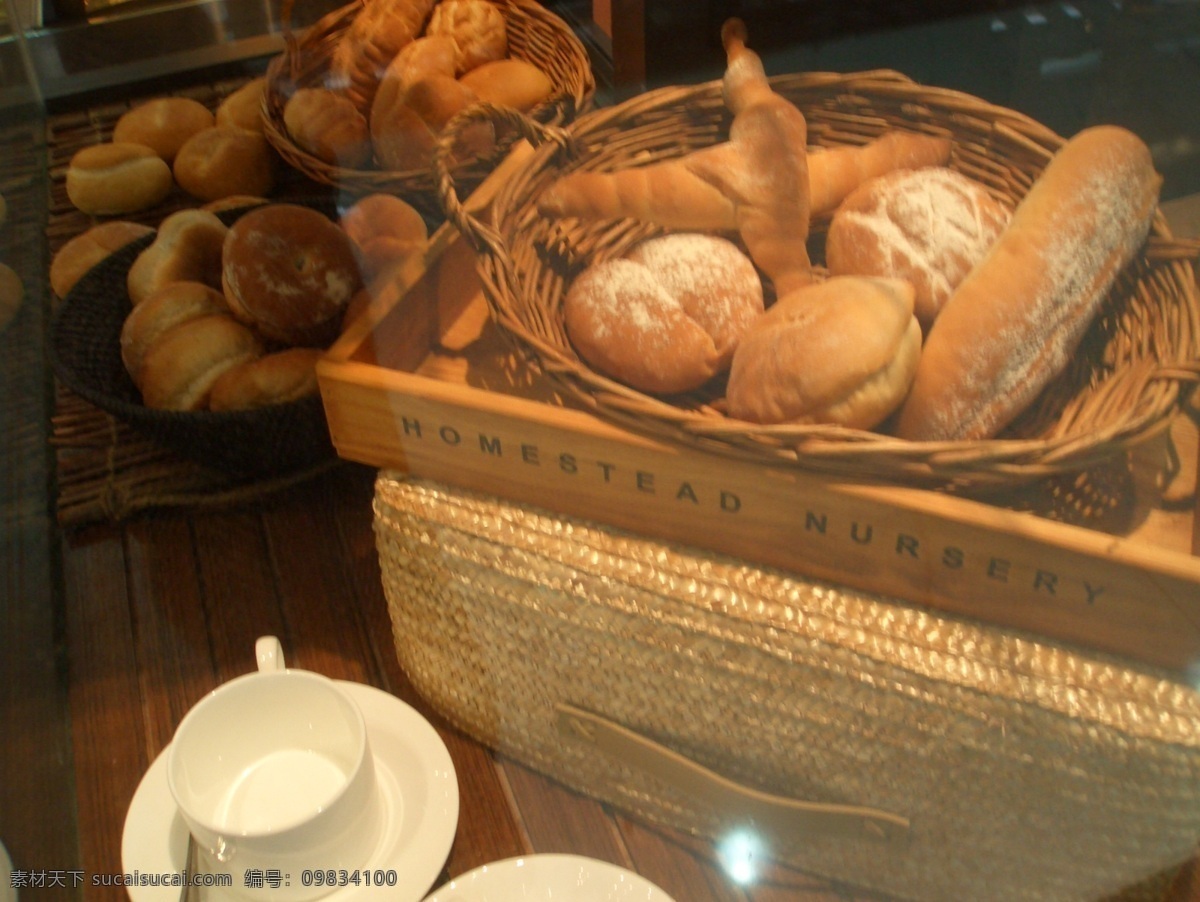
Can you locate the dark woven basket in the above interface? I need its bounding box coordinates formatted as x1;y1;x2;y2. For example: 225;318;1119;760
50;215;336;480
436;72;1200;491
262;0;595;217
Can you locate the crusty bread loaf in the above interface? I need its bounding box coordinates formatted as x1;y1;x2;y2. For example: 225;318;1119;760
208;347;321;411
284;88;373;169
222;204;362;346
138;313;264;411
51;221;154;298
458;58;554;111
329;0;438;105
563;233;764;394
339;193;428;282
127;209;228;306
65;143;174;215
426;0;508;74
113;97;214;162
173;126;276;202
894;125;1162;442
808;131;952;217
120;281;231;387
216;77;267;133
826;166;1010;330
726;276;922;429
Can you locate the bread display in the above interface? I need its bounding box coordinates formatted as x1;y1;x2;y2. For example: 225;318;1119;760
894;125;1162;442
138;313;265;411
726;276;921;428
563;234;764;394
173;126;277;202
66;143;174;215
126;209;228;306
222;203;362;346
51;221;155;298
826;166;1011;331
112;97;215;162
208;348;322;411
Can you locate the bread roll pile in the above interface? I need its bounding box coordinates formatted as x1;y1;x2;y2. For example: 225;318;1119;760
283;0;554;172
542;20;1163;439
65;85;276;215
66;201;377;413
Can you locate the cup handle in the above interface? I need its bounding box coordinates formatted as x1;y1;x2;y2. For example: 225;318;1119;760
255;635;285;673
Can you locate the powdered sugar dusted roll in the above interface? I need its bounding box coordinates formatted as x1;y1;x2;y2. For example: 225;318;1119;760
826;166;1010;331
895;125;1162;442
563;233;764;394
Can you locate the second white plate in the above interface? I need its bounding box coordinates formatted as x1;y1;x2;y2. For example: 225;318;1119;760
422;854;676;901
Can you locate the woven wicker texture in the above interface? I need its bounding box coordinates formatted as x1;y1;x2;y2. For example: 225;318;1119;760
374;471;1200;902
263;0;595;216
436;71;1200;491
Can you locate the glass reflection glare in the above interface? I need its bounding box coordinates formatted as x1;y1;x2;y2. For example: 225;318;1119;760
717;829;766;886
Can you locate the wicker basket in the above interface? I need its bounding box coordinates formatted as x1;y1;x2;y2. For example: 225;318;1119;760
262;0;595;214
435;70;1200;491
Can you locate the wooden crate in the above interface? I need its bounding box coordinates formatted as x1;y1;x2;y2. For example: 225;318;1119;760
318;161;1200;677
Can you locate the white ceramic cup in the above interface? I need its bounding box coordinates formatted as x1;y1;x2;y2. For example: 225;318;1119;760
168;637;383;900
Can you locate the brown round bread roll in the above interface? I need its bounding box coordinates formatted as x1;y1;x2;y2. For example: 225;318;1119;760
112;97;215;162
120;281;231;387
222;204;362;346
425;0;508;73
50;221;154;298
726;276;922;429
65;143;174;215
283;88;372;169
826;166;1010;331
173;126;276;202
563;233;764;394
127;209;228;306
215;77;267;133
458;59;554;111
138;313;264;411
339;193;428;281
208;347;322;411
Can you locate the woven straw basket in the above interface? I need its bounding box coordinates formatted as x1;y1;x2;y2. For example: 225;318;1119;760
262;0;594;213
435;70;1200;491
375;472;1200;902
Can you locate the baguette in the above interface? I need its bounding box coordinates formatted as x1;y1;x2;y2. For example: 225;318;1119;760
539;129;950;228
894;125;1162;442
540;19;812;294
808;131;952;217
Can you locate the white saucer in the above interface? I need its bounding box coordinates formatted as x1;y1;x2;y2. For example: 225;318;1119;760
122;682;459;902
422;854;676;901
0;838;15;902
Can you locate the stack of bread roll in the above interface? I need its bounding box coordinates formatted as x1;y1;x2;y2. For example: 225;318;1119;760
282;0;554;172
65;82;276;216
538;19;1162;441
53;187;431;413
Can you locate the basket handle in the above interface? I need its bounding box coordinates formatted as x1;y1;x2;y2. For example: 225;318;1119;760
556;703;910;844
433;101;571;258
